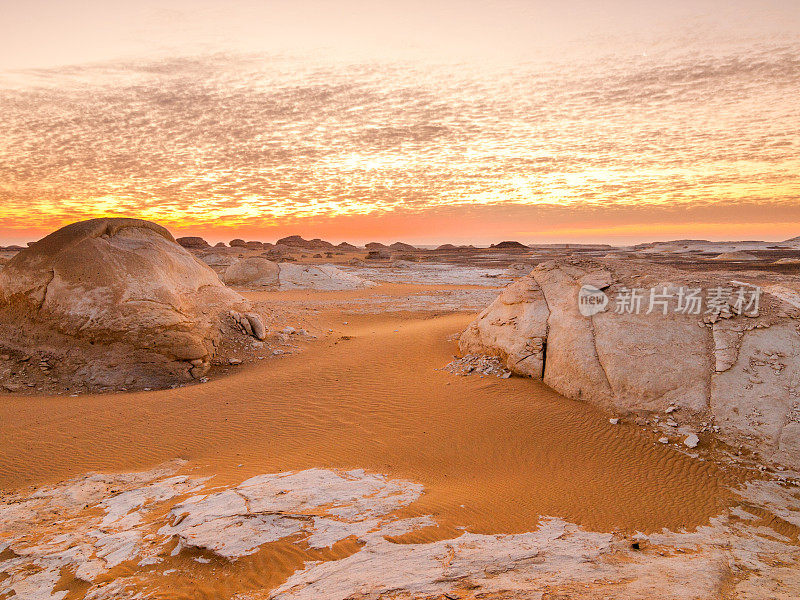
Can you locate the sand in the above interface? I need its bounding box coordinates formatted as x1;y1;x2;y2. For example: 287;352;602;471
0;281;794;599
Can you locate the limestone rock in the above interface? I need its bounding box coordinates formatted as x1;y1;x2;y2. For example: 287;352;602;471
461;258;800;468
277;263;375;290
0;218;264;390
223;257;280;288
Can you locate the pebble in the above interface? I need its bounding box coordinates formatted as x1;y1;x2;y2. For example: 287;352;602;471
659;437;669;444
229;358;242;365
684;434;700;449
609;418;619;425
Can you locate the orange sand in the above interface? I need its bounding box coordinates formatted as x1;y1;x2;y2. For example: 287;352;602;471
0;289;737;541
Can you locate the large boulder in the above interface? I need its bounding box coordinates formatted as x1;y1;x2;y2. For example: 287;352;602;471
0;218;265;390
223;257;280;288
460;258;800;469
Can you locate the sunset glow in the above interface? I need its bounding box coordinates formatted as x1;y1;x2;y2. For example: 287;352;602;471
1;1;798;244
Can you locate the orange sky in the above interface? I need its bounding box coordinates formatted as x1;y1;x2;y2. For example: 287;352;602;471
1;1;799;246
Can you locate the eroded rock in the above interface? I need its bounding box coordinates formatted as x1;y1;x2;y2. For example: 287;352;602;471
0;218;265;390
460;258;800;468
223;257;280;288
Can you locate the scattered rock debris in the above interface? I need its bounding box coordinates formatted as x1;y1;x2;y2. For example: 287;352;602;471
444;354;512;378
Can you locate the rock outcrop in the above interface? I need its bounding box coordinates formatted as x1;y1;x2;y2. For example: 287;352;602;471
389;242;418;252
176;236;210;249
277;235;336;250
460;258;800;468
490;241;529;249
276;264;375;290
223;257;280;288
0;218;266;390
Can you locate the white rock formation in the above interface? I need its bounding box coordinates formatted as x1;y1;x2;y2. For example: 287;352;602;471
223;257;280;288
0;218;265;389
460;259;800;469
276;263;376;290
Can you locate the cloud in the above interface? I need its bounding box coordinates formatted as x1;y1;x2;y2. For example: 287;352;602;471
0;43;798;242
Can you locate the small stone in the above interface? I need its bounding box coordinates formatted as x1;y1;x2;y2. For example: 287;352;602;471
665;405;677;413
666;419;678;427
228;358;242;365
609;418;619;425
683;434;700;448
658;437;669;444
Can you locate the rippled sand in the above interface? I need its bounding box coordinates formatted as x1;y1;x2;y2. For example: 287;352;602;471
0;285;769;598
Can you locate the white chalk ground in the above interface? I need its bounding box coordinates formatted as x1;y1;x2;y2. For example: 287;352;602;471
1;462;799;600
276;264;377;290
341;263;509;286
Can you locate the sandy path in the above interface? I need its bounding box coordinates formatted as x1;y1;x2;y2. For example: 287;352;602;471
0;296;736;540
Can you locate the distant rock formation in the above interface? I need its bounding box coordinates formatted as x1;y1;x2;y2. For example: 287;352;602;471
277;235;336;250
713;251;758;261
389;242;418;252
337;242;359;251
461;258;800;469
214;241;227;248
176;236;211;249
230;238;247;247
365;242;390;250
490;241;529;250
435;244;457;251
0;218;265;391
366;249;391;260
223;257;280;288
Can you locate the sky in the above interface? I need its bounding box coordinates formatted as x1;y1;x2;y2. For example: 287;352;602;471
0;0;798;245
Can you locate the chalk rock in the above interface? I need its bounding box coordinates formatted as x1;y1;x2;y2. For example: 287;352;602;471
277;263;375;290
461;258;800;469
223;257;280;288
684;434;700;448
0;218;263;390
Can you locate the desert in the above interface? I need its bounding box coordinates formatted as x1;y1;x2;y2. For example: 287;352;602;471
1;221;800;599
3;1;799;597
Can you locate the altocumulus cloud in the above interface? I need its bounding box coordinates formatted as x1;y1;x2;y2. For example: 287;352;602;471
0;43;798;235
